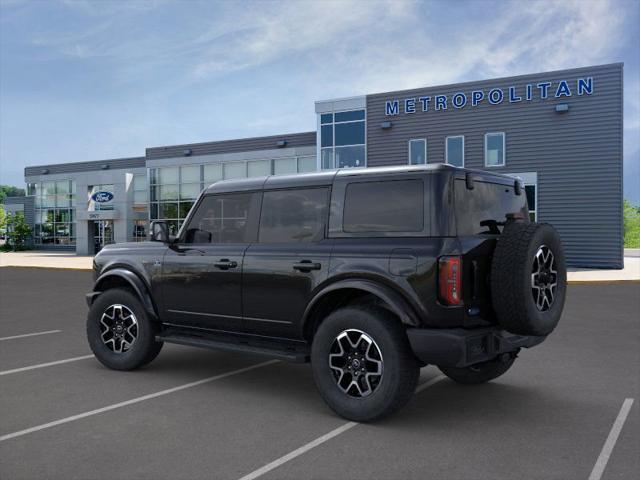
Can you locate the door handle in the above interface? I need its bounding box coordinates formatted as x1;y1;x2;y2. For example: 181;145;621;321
214;259;238;270
293;261;321;272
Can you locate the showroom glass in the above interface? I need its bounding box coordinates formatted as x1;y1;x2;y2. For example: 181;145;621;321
343;180;424;233
525;185;537;221
485;133;505;167
183;193;256;244
446;136;464;167
151;158;317;233
321;110;366;169
259;188;329;243
409;139;426;165
33;179;76;245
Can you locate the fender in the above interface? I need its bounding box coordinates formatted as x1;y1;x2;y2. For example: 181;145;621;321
302;279;421;333
91;268;158;319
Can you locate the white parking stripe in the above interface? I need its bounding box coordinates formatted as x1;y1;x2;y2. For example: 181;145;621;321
0;330;62;341
238;374;446;480
0;354;95;376
588;398;635;480
0;359;278;442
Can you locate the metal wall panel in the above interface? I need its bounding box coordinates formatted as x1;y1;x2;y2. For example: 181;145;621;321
366;63;623;268
24;157;145;177
146;132;317;159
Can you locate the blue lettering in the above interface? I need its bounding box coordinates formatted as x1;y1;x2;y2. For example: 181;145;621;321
526;84;533;101
452;93;467;108
537;82;551;99
509;86;521;102
488;88;504;104
471;90;484;106
405;98;416;113
435;95;447;111
418;96;431;111
555;80;572;97
385;100;399;116
577;77;593;95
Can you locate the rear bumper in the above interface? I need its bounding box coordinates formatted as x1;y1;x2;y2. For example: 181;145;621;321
406;326;546;368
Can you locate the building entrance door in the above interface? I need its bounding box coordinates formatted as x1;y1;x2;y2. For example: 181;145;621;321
93;220;114;254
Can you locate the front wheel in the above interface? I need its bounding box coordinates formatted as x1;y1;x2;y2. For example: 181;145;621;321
87;288;163;370
438;353;517;385
311;306;420;422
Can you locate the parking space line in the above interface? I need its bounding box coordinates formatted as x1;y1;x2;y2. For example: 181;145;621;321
237;374;446;480
0;330;62;341
0;360;277;442
0;355;95;376
588;398;635;480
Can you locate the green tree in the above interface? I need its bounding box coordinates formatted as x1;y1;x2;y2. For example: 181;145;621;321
6;211;32;251
623;199;640;248
0;205;6;231
0;185;26;204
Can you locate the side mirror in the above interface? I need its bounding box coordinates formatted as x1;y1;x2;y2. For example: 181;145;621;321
150;221;169;243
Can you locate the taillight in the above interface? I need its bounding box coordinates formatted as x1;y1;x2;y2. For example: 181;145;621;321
439;256;462;305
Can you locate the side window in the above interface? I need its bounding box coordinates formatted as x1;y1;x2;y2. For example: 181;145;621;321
259;188;329;243
343;180;424;233
408;139;426;165
183;193;258;244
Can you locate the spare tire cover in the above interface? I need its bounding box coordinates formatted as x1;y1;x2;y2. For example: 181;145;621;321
490;222;566;336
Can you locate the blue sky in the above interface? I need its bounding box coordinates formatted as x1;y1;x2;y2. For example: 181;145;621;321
1;0;639;202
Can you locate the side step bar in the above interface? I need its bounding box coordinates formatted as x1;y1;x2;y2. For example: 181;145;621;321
156;330;310;363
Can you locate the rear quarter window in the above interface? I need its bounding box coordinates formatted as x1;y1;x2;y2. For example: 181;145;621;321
343;179;424;233
455;179;528;235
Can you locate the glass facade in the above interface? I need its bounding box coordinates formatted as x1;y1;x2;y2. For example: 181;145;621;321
33;179;76;245
150;156;316;234
320;110;366;169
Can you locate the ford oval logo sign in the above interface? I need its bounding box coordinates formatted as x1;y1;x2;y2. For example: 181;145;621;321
91;191;114;203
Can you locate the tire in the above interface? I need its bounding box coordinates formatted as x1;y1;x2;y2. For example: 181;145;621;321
87;288;163;370
439;353;516;385
490;221;567;336
311;306;420;422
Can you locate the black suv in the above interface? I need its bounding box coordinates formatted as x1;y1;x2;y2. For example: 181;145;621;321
86;165;566;421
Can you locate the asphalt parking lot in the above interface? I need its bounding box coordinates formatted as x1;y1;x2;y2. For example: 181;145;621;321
0;267;638;480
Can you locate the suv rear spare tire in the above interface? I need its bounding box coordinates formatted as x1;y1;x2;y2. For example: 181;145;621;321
490;222;566;336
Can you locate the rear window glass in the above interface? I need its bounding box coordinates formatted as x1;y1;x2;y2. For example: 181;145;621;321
343;180;424;233
454;180;527;235
259;188;329;243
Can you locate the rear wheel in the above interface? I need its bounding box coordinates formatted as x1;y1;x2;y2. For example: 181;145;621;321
87;288;163;370
311;306;419;422
439;353;517;385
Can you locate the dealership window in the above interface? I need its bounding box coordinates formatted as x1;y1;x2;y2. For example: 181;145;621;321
485;132;505;167
184;193;259;244
132;174;147;204
525;185;537;221
408;139;426;165
259;188;328;243
320;110;366;169
33;179;76;246
505;172;537;222
343;180;424;233
132;220;147;242
446;136;464;167
149;166;201;235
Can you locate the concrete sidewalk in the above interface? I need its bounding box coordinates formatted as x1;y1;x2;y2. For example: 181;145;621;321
0;251;93;270
2;249;639;283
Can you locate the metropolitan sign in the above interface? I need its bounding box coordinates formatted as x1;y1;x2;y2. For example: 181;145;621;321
384;77;594;116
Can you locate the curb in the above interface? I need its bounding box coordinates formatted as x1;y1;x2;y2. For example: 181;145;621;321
0;265;93;272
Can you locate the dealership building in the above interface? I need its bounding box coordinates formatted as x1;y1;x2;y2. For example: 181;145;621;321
14;63;623;267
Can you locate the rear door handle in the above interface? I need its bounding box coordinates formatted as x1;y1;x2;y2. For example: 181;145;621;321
293;261;321;272
213;259;238;270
